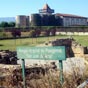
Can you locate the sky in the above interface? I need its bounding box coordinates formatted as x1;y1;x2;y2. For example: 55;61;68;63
0;0;88;17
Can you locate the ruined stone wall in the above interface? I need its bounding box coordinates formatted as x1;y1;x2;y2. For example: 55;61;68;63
71;46;84;57
39;38;88;58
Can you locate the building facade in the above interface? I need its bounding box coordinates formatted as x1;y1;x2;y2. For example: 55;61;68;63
55;13;87;26
30;4;56;26
15;4;88;27
15;15;30;27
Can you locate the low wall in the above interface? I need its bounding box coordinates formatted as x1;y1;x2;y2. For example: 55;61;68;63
1;26;88;32
56;32;88;35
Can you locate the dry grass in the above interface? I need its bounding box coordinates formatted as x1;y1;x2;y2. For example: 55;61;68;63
1;67;88;88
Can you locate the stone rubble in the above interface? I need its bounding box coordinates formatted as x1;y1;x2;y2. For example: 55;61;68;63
0;50;17;64
0;38;88;87
0;62;57;88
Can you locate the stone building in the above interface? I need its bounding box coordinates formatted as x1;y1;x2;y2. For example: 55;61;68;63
30;4;56;26
15;15;30;27
55;13;87;26
15;4;88;27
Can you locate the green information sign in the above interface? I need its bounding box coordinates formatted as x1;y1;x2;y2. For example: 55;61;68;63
17;46;66;60
16;46;66;88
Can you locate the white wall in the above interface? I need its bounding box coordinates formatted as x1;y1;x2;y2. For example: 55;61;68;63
56;32;88;35
63;17;87;27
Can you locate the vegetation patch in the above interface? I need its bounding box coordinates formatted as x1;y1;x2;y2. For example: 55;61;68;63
0;35;88;50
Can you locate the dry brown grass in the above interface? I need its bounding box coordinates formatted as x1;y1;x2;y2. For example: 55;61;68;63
0;61;88;88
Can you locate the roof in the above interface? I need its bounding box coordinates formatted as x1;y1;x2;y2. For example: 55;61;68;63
56;13;87;18
42;4;51;10
39;4;54;14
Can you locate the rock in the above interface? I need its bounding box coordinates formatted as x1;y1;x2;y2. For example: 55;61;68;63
0;50;17;64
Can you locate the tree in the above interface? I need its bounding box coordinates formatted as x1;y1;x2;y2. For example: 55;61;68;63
8;22;15;27
0;21;9;27
0;21;15;28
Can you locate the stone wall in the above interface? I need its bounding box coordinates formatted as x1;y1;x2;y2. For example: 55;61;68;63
39;38;88;58
1;27;88;32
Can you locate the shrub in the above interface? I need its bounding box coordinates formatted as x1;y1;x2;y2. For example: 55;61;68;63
0;32;8;38
42;26;51;36
2;32;8;38
29;30;36;37
45;29;51;36
11;29;21;38
35;29;41;37
50;28;56;36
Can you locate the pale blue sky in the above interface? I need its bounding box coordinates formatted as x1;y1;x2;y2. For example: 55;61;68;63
0;0;88;17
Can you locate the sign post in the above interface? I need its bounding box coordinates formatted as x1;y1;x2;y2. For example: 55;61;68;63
22;59;26;88
59;60;64;85
17;46;66;88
